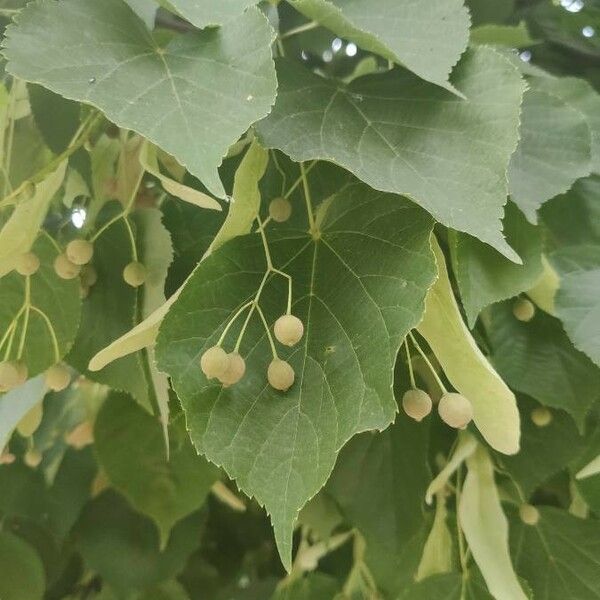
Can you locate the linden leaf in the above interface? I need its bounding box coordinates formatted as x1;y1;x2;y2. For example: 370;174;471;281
450;202;543;328
0;531;45;600
3;0;277;198
508;89;592;223
94;393;219;549
488;303;600;429
156;181;436;569
257;47;526;259
417;238;521;455
509;506;600;600
288;0;470;94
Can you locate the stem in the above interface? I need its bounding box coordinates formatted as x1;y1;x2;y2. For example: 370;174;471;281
255;303;278;359
0;112;102;209
270;150;287;196
257;216;274;270
30;306;60;362
284;161;317;199
4;313;19;361
280;21;319;39
300;162;317;235
123;217;138;262
272;268;292;314
408;331;448;394
16;277;31;359
404;339;416;389
456;466;469;597
0;318;18;359
218;300;254;347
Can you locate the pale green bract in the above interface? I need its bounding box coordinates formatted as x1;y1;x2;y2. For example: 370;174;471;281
156;182;436;570
257;47;526;260
417;239;521;455
459;446;528;600
289;0;470;94
3;0;277;199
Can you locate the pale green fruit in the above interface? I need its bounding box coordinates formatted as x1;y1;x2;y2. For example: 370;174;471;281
54;253;81;280
219;353;246;386
268;358;295;391
513;297;535;322
519;503;540;525
269;197;292;223
16;252;40;276
0;361;21;391
531;406;552;427
45;364;71;392
438;392;473;429
123;261;147;287
402;389;433;422
274;314;304;347
200;346;229;379
66;239;94;265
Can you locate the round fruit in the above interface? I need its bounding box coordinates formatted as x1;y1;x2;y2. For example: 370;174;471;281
274;314;304;347
123;261;147;287
269;197;292;223
81;264;98;287
531;407;552;428
513;297;535;322
54;253;81;280
66;239;94;265
17;403;43;437
438;392;474;429
218;353;246;386
16;252;40;276
45;364;71;392
267;359;295;391
24;449;42;468
200;346;229;379
402;389;433;422
0;361;21;391
519;503;540;526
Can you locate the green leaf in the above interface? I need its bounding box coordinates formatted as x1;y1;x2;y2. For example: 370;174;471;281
0;160;67;277
94;393;219;548
75;490;206;596
0;233;82;376
550;245;600;367
27;84;80;154
417;238;521;455
451;202;543;328
4;0;277;198
0;531;45;600
499;397;583;500
166;0;259;28
530;76;600;174
156;181;436;569
288;0;470;94
488;303;600;429
257;47;526;259
0;375;46;451
509;506;600;600
470;22;536;47
326;412;431;595
508;89;592;223
459;446;527;600
67;216;149;406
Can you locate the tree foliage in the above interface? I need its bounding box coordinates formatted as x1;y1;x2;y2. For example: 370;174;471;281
0;0;599;598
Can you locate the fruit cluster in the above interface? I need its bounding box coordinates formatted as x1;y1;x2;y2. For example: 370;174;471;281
200;314;304;392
